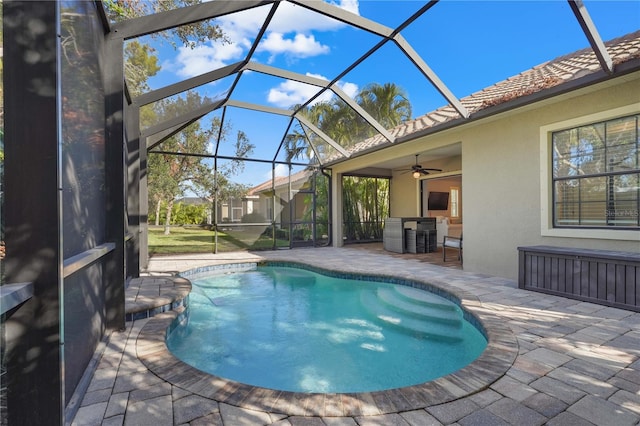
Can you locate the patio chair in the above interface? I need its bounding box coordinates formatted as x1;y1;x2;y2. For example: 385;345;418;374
443;234;462;264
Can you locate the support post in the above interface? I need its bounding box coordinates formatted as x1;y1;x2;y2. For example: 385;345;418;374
104;33;126;330
126;102;142;275
3;1;63;423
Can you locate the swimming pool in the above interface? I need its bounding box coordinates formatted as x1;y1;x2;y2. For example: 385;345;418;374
166;264;487;393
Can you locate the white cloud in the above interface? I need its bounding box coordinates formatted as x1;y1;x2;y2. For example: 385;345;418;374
274;163;290;177
267;73;359;109
172;41;245;78
263;164;289;181
216;6;271;39
268;80;324;108
166;1;362;97
214;1;360;61
259;33;329;61
334;0;360;15
338;81;359;99
252;0;360;34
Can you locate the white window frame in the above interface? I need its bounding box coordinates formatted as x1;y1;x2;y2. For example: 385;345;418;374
450;187;460;218
539;103;640;241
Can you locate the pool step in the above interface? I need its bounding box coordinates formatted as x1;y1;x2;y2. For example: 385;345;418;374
376;288;462;325
361;291;464;342
393;286;458;311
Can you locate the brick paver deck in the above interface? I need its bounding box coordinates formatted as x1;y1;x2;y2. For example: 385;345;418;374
70;247;640;425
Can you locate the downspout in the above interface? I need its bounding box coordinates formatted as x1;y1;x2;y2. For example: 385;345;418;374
55;1;66;418
271;162;276;249
288;166;292;248
213;157;218;254
321;168;332;247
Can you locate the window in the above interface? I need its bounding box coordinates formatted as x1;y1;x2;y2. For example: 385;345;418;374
450;187;460;218
552;114;639;229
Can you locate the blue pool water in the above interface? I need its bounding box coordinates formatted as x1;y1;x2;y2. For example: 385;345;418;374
166;266;487;393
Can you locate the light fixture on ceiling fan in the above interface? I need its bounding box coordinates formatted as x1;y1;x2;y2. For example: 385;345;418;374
397;154;443;178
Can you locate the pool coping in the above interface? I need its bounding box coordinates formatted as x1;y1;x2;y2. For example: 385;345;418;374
136;261;519;417
125;275;192;321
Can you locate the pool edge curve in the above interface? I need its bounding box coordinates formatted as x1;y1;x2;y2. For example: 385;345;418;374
136;261;518;417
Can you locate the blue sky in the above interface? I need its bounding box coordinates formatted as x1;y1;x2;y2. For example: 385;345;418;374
140;0;640;186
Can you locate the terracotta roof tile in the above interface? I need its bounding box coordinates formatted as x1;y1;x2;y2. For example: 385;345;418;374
330;30;640;161
246;169;313;195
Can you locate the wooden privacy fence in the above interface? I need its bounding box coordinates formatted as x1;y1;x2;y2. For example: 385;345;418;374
518;245;640;312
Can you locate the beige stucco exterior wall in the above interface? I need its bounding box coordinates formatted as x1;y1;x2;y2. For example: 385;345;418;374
461;75;640;279
331;72;640;279
390;172;420;217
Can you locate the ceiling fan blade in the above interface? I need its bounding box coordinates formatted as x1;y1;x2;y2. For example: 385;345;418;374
394;155;441;174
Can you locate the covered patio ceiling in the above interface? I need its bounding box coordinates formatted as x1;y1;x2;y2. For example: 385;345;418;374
106;0;636;181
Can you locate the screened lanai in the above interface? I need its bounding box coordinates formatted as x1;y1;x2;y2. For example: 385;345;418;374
2;1;639;424
106;0;636;265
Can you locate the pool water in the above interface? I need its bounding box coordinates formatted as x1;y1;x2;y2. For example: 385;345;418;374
166;266;487;393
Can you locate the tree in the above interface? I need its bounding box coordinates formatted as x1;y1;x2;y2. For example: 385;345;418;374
124;41;161;97
147;92;211;233
283;129;308;164
357;82;412;129
316;99;366;148
104;0;228;49
147;149;179;226
104;1;224;234
226;130;254;175
147;92;255;233
287;82;408;242
343;176;389;242
188;128;255;215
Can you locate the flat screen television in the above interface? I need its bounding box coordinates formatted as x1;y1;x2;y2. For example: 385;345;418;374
428;191;449;210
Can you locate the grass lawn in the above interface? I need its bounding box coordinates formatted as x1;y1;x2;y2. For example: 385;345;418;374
148;226;286;256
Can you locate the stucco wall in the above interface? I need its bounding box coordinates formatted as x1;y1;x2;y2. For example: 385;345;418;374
390;172;420;217
462;112;545;278
331;73;639;279
462;76;640;279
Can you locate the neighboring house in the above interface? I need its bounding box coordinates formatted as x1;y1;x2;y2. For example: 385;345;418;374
246;169;315;226
329;30;640;280
172;173;313;226
176;196;256;224
218;196;245;223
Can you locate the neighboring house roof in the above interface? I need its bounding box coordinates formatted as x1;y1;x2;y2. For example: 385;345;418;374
176;196;210;205
339;30;640;159
246;169;313;196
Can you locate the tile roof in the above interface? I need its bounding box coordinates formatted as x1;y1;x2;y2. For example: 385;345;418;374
246;168;312;195
339;30;640;159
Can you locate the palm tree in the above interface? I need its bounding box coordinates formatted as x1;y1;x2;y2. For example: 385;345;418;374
285;102;335;165
283;82;409;242
319;100;367;148
283;127;309;165
291;82;412;148
356;82;412;129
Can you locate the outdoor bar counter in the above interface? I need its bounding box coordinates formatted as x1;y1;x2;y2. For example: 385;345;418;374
383;217;436;254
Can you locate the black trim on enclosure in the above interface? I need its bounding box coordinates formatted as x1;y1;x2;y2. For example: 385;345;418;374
3;2;64;424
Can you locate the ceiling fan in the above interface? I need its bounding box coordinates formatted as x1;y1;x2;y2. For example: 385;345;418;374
396;154;442;178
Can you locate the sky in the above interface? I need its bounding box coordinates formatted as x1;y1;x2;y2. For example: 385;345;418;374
136;0;640;186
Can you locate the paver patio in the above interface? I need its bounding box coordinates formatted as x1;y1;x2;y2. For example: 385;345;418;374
70;247;640;425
